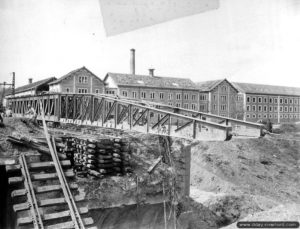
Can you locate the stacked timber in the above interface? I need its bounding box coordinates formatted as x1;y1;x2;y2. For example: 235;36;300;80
59;136;132;178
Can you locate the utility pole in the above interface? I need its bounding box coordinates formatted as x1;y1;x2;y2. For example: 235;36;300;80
0;72;16;107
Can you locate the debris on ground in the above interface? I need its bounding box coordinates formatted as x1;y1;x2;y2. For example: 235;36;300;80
190;123;300;227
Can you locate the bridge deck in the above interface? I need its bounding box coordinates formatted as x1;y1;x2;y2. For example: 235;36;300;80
7;93;264;141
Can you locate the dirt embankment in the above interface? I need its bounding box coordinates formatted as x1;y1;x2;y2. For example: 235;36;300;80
190;124;300;227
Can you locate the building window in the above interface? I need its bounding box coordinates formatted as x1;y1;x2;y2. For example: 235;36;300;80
176;103;181;108
280;106;283;112
246;114;250;118
79;76;88;83
252;105;256;111
237;95;243;101
95;89;99;94
274;106;278;112
221;105;227;111
289;99;293;104
221;96;227;102
66;88;70;93
184;93;189;100
176;93;181;100
200;94;207;100
132;91;137;98
263;97;267;103
122;91;128;97
284;106;288;112
159;92;164;100
269;98;273;103
294;99;298;104
284;114;288;119
274;98;278;104
269;106;272;112
247;97;250;103
246;105;250;111
192;94;196;100
295;114;298;119
168;93;173;100
289;106;293;112
252;114;256;118
150;92;155;99
258;114;262;118
168;102;173;106
290;114;293;118
191;104;196;110
78;88;88;94
258;105;262;111
295;107;297;112
269;114;272;118
214;95;217;101
213;104;217;110
274;114;277;118
284;99;288;104
141;91;146;99
280;98;283;104
221;86;227;92
252;97;256;103
183;103;189;109
258;97;262;103
199;105;205;111
264;106;267;112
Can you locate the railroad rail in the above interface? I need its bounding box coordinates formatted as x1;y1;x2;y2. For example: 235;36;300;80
7;93;264;141
4;102;95;229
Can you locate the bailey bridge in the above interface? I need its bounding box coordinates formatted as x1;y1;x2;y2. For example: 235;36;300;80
7;93;264;141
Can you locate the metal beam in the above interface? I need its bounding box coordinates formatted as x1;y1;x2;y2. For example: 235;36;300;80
133;108;148;127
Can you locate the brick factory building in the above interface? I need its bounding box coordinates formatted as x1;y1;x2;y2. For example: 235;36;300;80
49;66;105;94
104;71;200;110
195;78;300;124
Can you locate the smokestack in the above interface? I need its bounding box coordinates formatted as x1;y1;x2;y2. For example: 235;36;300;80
149;68;155;77
130;49;135;75
28;78;33;84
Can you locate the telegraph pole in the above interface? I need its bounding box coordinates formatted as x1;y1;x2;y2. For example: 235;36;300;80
0;72;16;107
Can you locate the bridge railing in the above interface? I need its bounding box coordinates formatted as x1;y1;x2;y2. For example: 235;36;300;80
6;93;263;141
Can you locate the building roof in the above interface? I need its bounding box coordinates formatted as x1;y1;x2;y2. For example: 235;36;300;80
11;77;56;95
196;78;239;92
49;66;103;85
105;72;198;90
232;82;300;96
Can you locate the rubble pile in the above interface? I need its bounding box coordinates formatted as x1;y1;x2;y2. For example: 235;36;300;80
58;136;133;178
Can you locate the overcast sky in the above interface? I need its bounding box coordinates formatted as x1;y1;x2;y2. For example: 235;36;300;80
1;0;300;88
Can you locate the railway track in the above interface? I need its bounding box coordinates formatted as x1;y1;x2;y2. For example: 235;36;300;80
6;155;95;228
5;100;96;229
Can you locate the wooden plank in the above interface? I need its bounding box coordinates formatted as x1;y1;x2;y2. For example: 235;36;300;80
11;189;27;198
31;170;74;181
147;156;163;173
45;217;94;229
6;160;71;173
39;195;84;207
29;160;71;170
11;183;78;198
35;183;78;193
17;207;89;226
43;207;89;221
8;176;23;184
13;202;30;212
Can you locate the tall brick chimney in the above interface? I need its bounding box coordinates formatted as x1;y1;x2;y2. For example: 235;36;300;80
28;78;33;84
130;49;135;75
149;68;155;77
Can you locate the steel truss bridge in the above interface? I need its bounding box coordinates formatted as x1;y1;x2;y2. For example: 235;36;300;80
7;93;264;141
